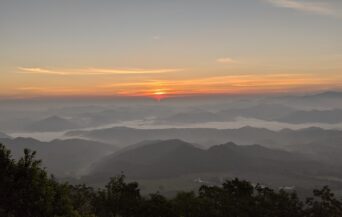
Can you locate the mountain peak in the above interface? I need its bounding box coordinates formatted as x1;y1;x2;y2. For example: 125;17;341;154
0;131;11;139
26;116;78;132
305;91;342;99
208;142;238;151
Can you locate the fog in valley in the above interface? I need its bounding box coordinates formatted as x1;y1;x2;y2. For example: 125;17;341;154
2;91;342;195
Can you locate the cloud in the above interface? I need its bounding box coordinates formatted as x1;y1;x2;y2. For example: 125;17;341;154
17;67;183;75
216;57;236;64
265;0;335;16
11;73;342;98
100;73;340;97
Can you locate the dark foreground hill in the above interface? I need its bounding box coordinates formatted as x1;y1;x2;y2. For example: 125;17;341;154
2;142;342;217
85;140;342;190
0;137;117;177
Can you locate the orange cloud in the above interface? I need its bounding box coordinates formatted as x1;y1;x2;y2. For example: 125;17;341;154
100;73;341;98
7;72;342;99
17;67;183;75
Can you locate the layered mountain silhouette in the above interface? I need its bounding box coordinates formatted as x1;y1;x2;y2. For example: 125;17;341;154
289;135;342;165
160;111;222;123
67;126;342;149
0;131;10;138
25;116;79;132
157;104;296;123
305;91;342;99
217;103;296;121
275;91;342;109
85;140;342;189
277;109;342;124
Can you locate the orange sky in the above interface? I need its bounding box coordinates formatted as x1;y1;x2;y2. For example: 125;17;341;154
1;67;342;100
1;0;341;99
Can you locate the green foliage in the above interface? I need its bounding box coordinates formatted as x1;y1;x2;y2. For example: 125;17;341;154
69;184;96;216
1;143;342;217
93;174;141;217
139;193;174;217
305;186;342;217
0;144;77;217
172;191;202;217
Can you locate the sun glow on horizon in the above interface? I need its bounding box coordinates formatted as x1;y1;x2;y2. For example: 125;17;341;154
152;89;167;101
3;72;342;100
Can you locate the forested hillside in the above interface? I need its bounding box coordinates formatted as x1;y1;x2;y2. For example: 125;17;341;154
1;143;342;217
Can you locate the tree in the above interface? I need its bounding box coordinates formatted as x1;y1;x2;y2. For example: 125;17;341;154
94;174;141;217
139;193;174;217
69;184;96;217
172;191;202;217
305;186;342;217
0;144;77;217
254;186;303;217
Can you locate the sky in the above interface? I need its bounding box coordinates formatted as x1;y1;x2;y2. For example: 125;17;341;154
0;0;342;99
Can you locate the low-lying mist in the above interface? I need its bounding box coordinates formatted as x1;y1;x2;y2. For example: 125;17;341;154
2;91;342;194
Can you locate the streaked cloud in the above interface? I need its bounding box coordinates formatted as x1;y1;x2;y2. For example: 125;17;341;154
265;0;335;16
8;72;342;98
100;73;341;97
17;67;183;75
216;57;236;64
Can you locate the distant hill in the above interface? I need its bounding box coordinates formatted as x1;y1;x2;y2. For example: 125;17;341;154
85;140;342;189
217;103;296;121
66;126;342;149
0;131;10;138
25;116;79;132
0;137;117;177
66;126;277;148
307;91;342;99
76;106;173;126
158;104;296;123
275;91;342;109
288;135;342;165
277;109;342;124
159;111;222;123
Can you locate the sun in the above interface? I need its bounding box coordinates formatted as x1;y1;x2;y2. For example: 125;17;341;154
154;91;166;95
152;89;167;101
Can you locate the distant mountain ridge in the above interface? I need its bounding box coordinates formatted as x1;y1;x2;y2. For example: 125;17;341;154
0;131;10;138
25;115;79;132
217;103;296;121
158;104;296;123
308;91;342;99
85;139;342;189
277;109;342;124
160;111;222;123
275;91;342;109
66;126;342;149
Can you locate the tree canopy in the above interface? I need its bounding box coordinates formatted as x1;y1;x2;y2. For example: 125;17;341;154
1;143;342;217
